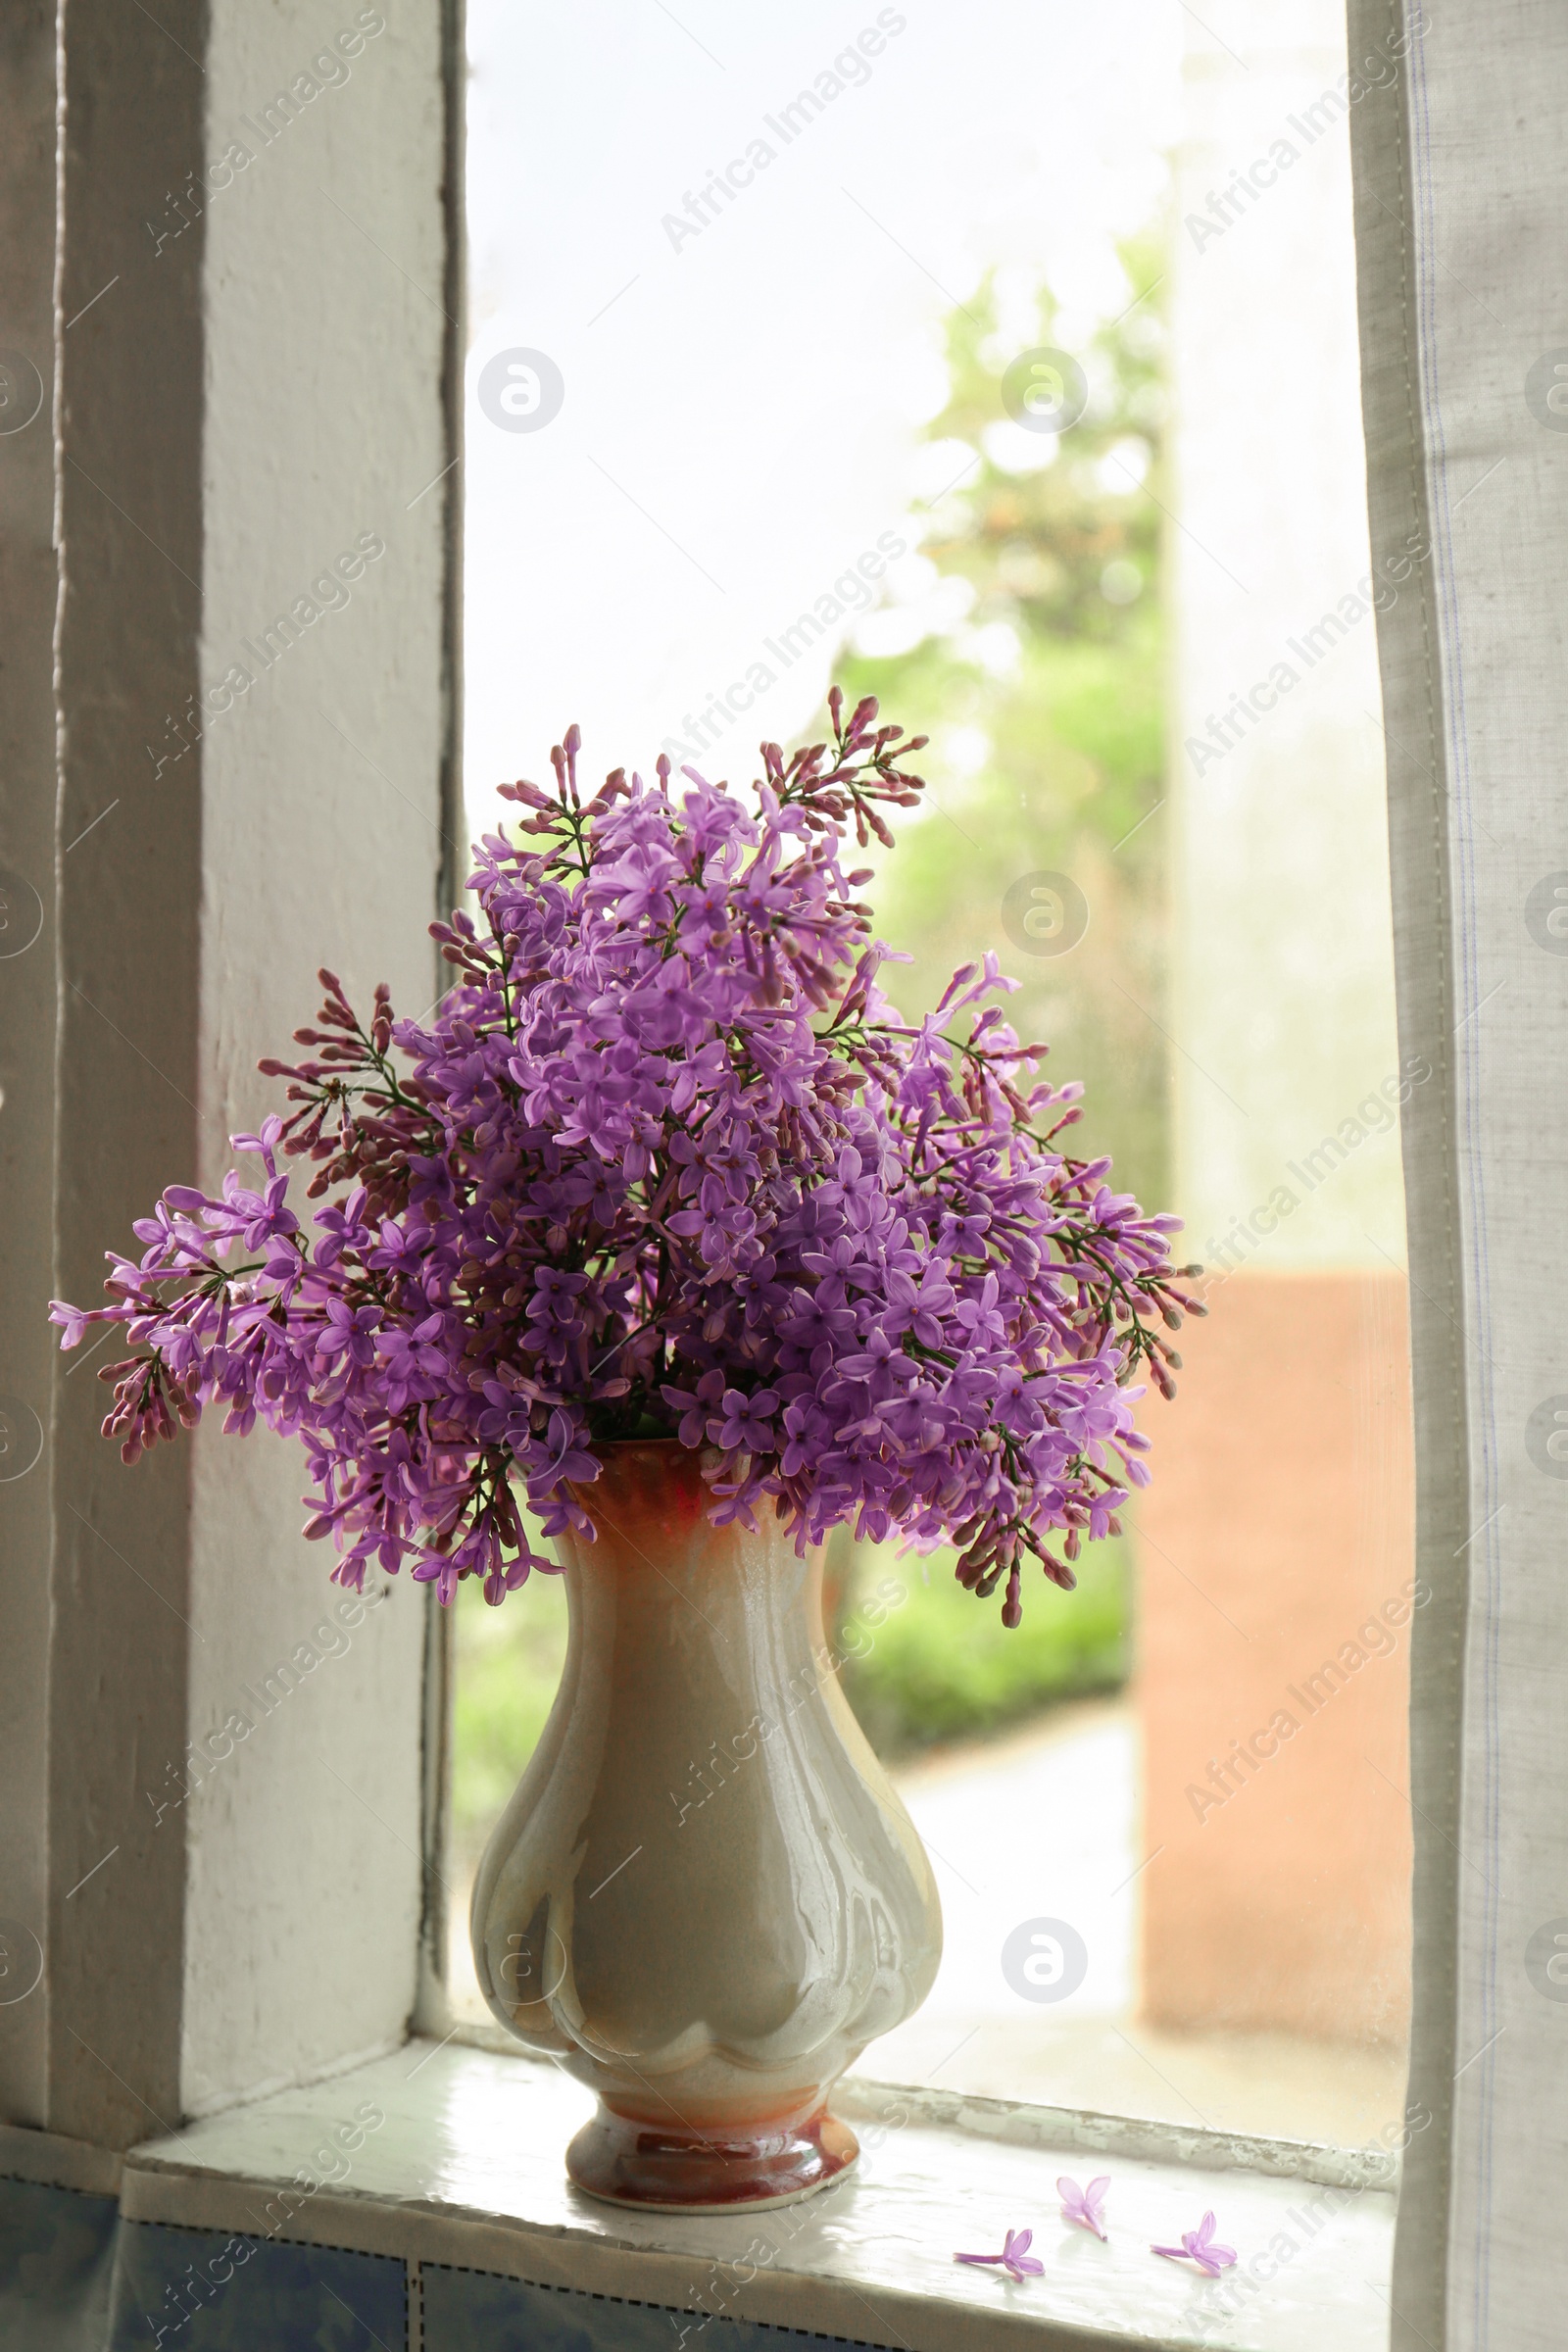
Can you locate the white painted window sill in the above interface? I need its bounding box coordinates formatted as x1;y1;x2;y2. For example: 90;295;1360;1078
115;2038;1396;2352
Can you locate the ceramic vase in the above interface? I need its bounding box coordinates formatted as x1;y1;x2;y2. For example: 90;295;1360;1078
470;1439;942;2211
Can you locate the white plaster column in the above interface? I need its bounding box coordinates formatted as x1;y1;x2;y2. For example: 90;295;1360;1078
0;0;61;2132
21;0;461;2150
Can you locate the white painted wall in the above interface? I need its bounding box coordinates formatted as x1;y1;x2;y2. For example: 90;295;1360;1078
0;1;58;2130
180;0;447;2115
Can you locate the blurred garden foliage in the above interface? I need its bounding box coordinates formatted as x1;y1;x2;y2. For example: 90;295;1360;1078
835;1532;1131;1759
823;242;1170;1744
451;1563;569;1868
835;239;1169;1211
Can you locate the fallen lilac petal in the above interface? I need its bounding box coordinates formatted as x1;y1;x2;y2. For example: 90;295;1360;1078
999;2228;1044;2279
1152;2211;1237;2276
956;2228;1044;2282
1057;2174;1109;2240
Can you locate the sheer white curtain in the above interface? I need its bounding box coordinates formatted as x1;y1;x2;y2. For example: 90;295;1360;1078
1350;3;1568;2346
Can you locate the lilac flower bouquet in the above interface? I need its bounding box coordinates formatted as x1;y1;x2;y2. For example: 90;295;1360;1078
53;694;1199;1624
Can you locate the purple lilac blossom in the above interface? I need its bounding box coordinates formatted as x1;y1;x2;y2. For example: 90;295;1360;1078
1151;2212;1237;2276
955;2227;1044;2281
51;695;1200;1616
1057;2175;1110;2240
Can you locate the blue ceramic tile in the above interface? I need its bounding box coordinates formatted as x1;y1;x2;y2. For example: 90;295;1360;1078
0;2173;121;2352
422;2266;891;2352
106;2221;405;2351
4;2183;909;2352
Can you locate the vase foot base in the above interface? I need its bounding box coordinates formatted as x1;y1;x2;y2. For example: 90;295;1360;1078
566;2104;858;2213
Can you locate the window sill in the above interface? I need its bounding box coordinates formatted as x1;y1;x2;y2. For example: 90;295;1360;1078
104;2037;1395;2352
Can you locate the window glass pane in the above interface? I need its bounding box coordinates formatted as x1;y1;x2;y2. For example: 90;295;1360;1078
449;0;1413;2155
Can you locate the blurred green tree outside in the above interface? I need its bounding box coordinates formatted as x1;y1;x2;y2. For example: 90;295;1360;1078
828;239;1170;1749
835;238;1169;1211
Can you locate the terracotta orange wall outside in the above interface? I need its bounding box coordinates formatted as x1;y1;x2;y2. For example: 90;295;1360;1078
1134;1268;1414;2047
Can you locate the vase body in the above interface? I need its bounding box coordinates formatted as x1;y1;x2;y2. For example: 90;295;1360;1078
469;1441;942;2210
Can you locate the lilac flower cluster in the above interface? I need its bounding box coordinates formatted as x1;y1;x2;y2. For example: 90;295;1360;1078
52;694;1200;1620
